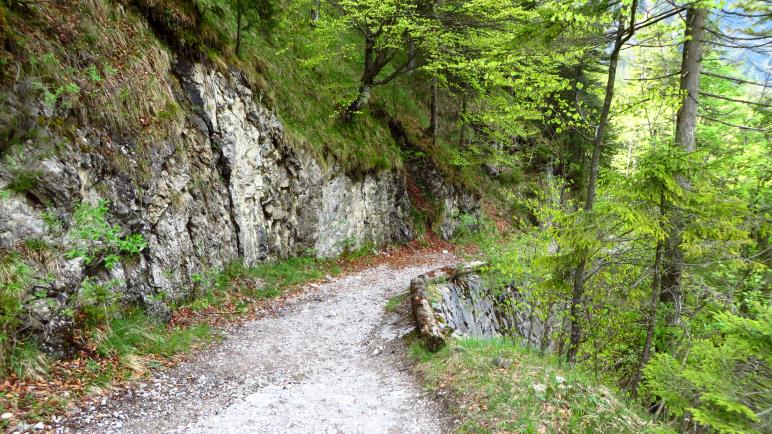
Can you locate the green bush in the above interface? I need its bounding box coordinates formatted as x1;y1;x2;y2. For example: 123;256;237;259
77;277;122;327
65;200;147;269
644;305;772;434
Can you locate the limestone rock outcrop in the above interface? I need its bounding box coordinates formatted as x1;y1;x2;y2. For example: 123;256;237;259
1;59;478;355
410;263;556;350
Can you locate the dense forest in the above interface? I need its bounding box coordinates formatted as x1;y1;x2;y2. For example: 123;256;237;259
0;0;769;432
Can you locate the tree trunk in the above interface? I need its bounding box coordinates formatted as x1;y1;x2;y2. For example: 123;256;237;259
342;37;375;122
660;7;706;325
430;77;438;144
539;301;554;353
566;2;635;361
342;82;372;122
407;40;416;73
458;90;468;148
428;0;440;143
311;0;320;23
235;5;242;56
526;302;535;348
630;237;663;397
410;274;446;352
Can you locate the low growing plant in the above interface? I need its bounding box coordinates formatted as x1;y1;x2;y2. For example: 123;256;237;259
64;200;147;269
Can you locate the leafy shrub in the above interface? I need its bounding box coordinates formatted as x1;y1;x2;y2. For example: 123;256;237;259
0;200;148;379
644;306;772;433
2;144;42;194
77;277;122;327
65;200;147;269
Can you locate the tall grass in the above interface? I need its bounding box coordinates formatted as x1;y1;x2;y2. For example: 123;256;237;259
411;338;666;433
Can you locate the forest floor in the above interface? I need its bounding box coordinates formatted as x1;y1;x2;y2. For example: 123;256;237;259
56;251;459;433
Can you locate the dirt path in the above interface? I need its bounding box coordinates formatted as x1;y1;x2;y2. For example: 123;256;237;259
61;253;457;434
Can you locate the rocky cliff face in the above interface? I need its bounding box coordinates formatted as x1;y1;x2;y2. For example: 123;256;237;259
178;62;416;264
1;58;478;355
411;264;557;350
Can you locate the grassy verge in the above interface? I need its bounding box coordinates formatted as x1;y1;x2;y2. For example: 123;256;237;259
410;338;667;434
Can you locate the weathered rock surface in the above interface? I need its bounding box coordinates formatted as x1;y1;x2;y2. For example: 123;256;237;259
1;57;477;355
178;62;415;263
419;164;480;240
411;263;556;349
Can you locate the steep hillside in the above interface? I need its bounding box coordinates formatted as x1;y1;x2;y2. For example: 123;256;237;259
0;0;479;367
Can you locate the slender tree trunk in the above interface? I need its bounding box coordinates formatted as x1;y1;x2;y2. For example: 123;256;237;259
567;0;638;363
236;5;243;56
540;301;554;353
660;7;706;325
630;236;663;397
343;82;372;122
407;40;416;74
311;0;320;23
430;77;438;143
567;23;625;364
343;37;375;122
458;90;468;148
526;302;535;348
428;0;440;143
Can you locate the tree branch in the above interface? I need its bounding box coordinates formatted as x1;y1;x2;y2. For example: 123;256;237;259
700;115;770;132
700;91;772;108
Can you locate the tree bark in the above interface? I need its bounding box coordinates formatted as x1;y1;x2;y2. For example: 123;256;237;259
311;0;320;23
409;261;486;351
458;90;468;148
342;36;376;122
539;301;554;353
630;237;663;397
428;0;440;143
660;7;706;325
236;3;243;56
410;275;446;352
567;0;638;363
430;77;438;144
343;82;372;122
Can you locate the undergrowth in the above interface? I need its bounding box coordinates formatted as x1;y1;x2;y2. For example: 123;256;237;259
410;338;667;434
92;310;212;358
0;0;183;183
184;255;342;311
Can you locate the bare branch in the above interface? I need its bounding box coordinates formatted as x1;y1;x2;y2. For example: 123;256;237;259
700;91;772;108
700;115;771;132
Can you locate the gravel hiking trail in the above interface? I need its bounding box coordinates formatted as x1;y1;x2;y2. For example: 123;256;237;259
62;252;457;434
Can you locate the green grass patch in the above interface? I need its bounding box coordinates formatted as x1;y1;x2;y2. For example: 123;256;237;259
186;256;342;312
385;292;409;313
411;338;667;434
246;256;341;295
92;309;212;358
6;340;50;382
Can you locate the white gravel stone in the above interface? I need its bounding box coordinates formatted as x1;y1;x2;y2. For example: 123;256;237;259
61;256;456;434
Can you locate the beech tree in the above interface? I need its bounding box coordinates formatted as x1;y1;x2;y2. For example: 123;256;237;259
307;0;438;121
